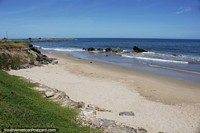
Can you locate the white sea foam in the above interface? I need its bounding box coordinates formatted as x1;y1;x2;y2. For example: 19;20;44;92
122;50;129;52
41;47;84;52
121;54;189;64
142;52;156;54
41;47;53;50
33;45;41;48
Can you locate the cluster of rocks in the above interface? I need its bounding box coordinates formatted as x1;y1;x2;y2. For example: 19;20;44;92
83;47;123;53
28;44;58;65
83;46;148;53
16;64;33;70
13;45;58;70
32;83;149;133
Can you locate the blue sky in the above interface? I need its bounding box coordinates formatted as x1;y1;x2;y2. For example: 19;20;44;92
0;0;199;39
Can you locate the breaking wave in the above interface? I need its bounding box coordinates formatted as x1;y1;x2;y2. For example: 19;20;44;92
121;54;189;64
41;47;84;52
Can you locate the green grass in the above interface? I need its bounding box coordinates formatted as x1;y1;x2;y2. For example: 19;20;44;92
0;40;28;48
0;71;99;133
0;53;27;70
0;40;33;70
27;53;36;65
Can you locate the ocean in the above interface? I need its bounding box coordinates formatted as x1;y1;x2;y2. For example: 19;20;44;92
32;38;200;82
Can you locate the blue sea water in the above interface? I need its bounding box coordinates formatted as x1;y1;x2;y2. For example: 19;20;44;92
32;38;200;82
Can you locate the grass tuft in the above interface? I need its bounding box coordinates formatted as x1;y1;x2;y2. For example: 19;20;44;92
0;53;27;70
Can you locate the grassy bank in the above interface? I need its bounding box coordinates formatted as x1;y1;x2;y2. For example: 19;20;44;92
0;40;36;70
0;71;98;132
0;40;28;48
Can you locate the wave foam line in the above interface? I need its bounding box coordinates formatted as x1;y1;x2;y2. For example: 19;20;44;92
41;47;84;52
33;45;41;48
122;55;188;64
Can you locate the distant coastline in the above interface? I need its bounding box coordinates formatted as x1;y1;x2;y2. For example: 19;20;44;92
4;37;200;41
3;38;78;42
30;38;78;42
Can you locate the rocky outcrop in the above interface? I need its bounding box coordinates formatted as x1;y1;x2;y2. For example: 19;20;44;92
29;46;41;54
34;84;85;109
0;42;58;70
133;46;147;53
83;47;123;53
28;44;58;65
83;47;95;51
36;54;55;65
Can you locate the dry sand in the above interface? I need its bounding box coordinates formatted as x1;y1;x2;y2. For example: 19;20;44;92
9;52;200;133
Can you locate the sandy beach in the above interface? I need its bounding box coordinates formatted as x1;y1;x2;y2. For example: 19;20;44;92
9;52;200;133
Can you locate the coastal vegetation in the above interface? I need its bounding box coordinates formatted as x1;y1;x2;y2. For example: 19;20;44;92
0;40;30;70
0;39;37;70
0;39;28;48
0;71;97;132
0;40;99;132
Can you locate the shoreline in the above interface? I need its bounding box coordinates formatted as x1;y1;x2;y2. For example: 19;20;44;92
45;52;200;105
9;52;200;133
38;48;200;82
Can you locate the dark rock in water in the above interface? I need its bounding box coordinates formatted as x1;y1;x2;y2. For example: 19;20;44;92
97;48;104;51
84;47;95;51
112;47;123;53
106;55;108;57
105;48;112;52
133;46;147;53
88;47;95;51
119;111;135;116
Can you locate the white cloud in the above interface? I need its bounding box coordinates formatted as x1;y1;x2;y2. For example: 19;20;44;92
174;7;192;15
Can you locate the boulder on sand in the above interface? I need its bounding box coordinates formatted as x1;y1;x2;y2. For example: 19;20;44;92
133;46;147;53
119;111;135;116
